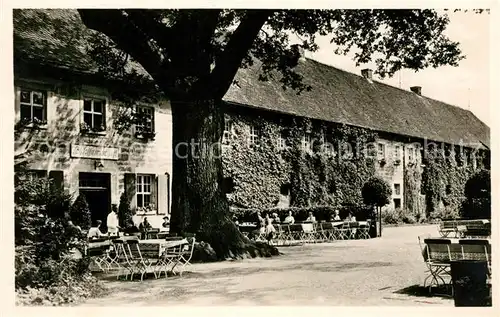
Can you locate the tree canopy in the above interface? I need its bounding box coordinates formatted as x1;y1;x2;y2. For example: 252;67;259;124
79;9;469;102
362;177;392;208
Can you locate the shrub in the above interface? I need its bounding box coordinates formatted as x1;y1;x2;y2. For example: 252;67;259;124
401;212;417;224
118;192;134;228
431;205;461;221
14;174;96;305
70;195;92;230
381;207;402;224
16;271;107;306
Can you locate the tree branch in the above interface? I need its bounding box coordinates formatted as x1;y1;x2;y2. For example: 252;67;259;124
123;9;174;54
78;10;168;87
209;10;274;100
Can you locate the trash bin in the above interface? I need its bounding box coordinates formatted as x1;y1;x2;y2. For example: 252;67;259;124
450;260;490;307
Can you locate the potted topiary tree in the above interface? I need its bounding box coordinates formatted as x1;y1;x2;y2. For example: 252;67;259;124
118;192;138;236
70;194;92;231
362;177;392;237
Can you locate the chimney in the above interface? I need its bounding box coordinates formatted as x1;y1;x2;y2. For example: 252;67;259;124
361;69;373;80
291;44;306;62
410;86;422;95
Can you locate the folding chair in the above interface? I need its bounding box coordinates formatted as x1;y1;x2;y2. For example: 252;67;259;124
279;224;293;244
301;223;316;243
272;224;286;246
176;237;196;276
114;238;134;280
358;221;371;239
157;241;184;278
127;240;159;281
419;237;453;294
317;223;330;242
459;239;491;276
338;222;352;240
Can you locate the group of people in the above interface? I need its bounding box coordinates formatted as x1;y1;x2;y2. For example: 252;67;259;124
87;208;171;240
243;209;356;242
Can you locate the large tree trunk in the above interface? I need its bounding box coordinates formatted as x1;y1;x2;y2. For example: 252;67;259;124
169;98;279;259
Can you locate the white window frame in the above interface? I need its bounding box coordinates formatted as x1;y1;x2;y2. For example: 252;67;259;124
136;174;154;211
408;147;414;162
19;89;47;124
82;98;106;132
377;143;386;159
222;117;234;145
394;145;401;161
135;105;155;134
248;125;260;146
302;133;313;152
277;129;288;150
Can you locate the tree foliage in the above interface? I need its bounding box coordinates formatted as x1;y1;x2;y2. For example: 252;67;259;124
461;169;490;219
362;177;392;208
79;9;467;101
464;169;490;200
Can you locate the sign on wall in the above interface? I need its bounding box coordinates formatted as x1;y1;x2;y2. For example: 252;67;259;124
70;144;119;160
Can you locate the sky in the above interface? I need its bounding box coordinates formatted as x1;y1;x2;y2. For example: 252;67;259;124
304;10;491;126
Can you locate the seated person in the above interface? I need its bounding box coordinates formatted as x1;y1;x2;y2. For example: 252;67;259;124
139;217;153;238
161;215;170;230
257;211;266;234
272;212;281;224
139;217;152;230
264;214;276;242
283;211;295;224
333;209;341;221
87;220;104;239
345;213;356;222
305;211;317;223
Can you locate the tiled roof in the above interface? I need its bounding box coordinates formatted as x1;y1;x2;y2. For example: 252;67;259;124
14;9;489;149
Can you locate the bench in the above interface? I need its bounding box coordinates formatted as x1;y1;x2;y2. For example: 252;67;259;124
439;219;490;238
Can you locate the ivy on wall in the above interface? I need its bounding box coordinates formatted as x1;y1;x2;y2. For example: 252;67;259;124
221;112;377;209
403;166;425;221
420;147;476;219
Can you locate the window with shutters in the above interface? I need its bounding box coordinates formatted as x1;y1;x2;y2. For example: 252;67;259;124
135;174;158;213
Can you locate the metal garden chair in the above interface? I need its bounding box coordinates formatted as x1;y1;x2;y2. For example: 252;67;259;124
418;236;453;294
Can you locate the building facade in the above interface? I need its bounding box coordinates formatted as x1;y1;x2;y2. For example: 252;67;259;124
14;9;490;228
14;76;173;228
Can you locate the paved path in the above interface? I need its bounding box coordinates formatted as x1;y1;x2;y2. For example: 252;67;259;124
80;224;454;306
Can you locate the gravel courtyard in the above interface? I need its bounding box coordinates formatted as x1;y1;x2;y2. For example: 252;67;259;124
80;224;453;306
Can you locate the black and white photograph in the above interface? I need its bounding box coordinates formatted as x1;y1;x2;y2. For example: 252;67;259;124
2;1;496;310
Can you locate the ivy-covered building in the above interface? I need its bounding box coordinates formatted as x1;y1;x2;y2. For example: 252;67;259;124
13;9;490;227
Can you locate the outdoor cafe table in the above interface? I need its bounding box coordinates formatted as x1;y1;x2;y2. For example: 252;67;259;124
139;238;189;257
